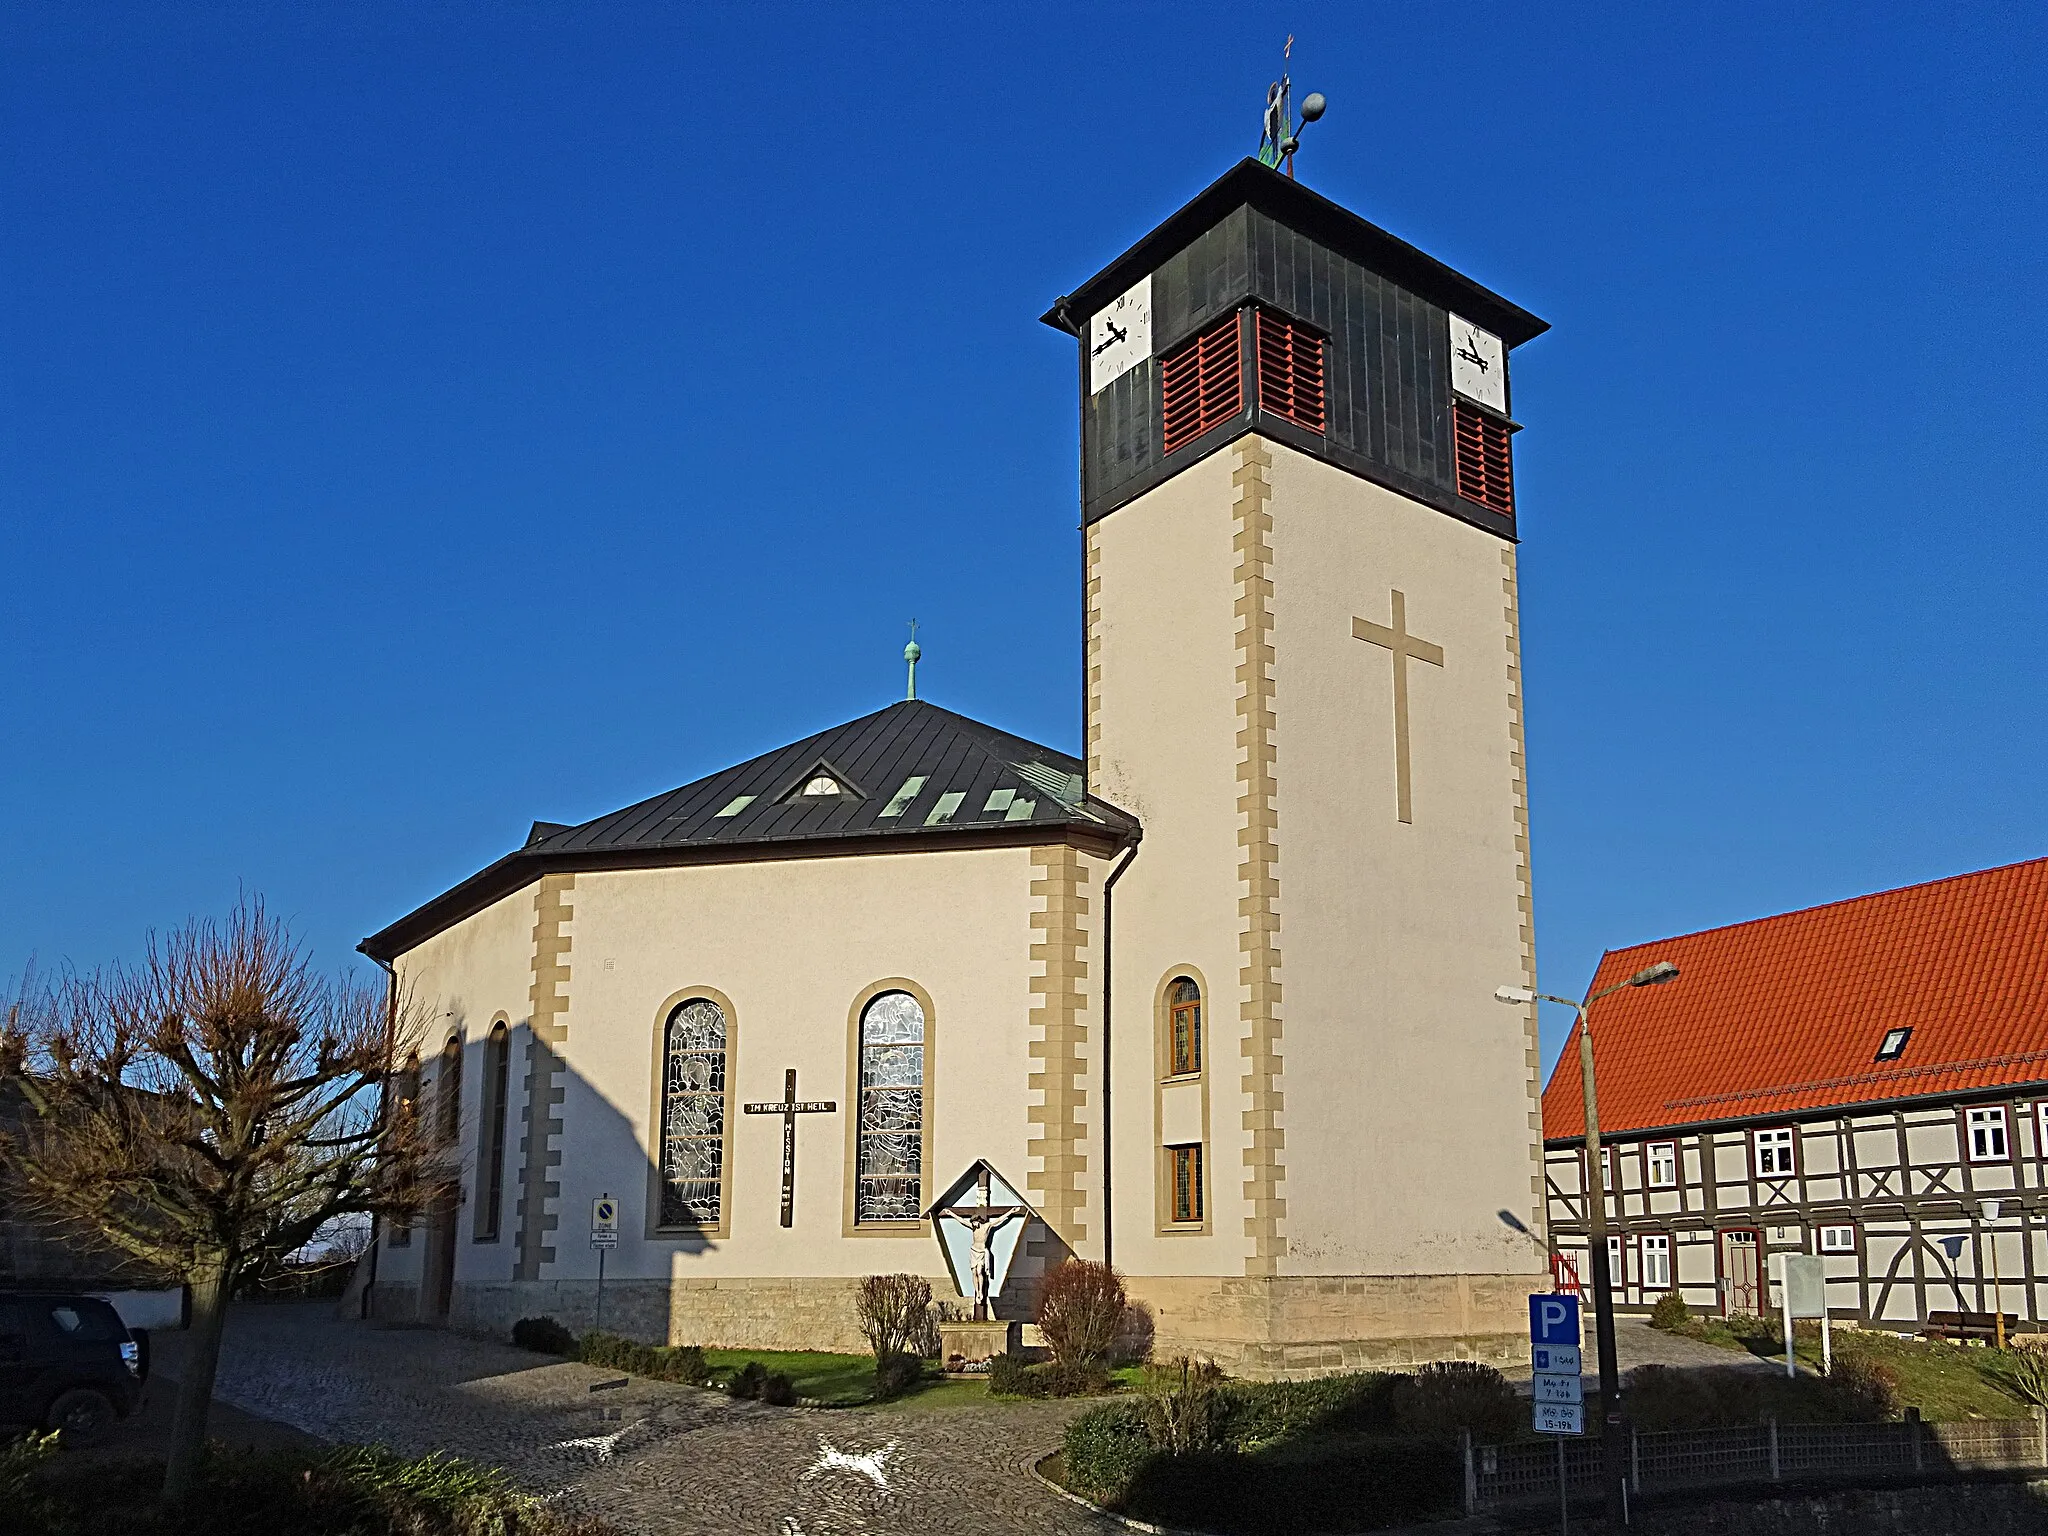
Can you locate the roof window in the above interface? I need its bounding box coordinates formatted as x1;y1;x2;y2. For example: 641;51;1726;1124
878;776;926;818
1874;1026;1912;1062
714;795;755;818
923;790;966;826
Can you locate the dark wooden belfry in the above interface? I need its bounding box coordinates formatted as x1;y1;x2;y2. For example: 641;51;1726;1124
1044;160;1549;537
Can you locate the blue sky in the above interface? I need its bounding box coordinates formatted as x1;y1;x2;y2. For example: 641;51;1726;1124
4;3;2043;1078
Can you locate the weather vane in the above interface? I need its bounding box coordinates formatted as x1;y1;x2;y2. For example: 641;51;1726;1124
1257;36;1326;180
904;619;921;702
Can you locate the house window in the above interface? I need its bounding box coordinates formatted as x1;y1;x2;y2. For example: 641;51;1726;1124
801;774;843;797
1160;312;1244;455
1253;308;1326;434
1587;1146;1613;1193
1169;1144;1203;1224
1168;977;1202;1077
1875;1026;1911;1062
660;998;729;1226
1451;400;1515;516
856;990;927;1222
1648;1142;1678;1188
1969;1105;2010;1163
1641;1234;1672;1291
1605;1234;1623;1283
1819;1224;1856;1254
473;1023;511;1242
1754;1127;1796;1177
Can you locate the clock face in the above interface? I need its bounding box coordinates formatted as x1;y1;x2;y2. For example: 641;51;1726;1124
1089;275;1152;395
1448;313;1507;413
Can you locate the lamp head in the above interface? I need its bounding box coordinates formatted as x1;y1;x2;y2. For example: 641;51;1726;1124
1495;985;1537;1006
1627;961;1680;988
1299;91;1326;123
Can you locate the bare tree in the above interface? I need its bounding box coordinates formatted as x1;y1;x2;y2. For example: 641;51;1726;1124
0;898;446;1503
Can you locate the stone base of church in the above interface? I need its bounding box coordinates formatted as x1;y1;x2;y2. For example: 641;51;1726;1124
428;1276;875;1353
1125;1272;1539;1380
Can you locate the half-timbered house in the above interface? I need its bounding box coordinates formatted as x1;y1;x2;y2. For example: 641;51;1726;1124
1544;856;2048;1332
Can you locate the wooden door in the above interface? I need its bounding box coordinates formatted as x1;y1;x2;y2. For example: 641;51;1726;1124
1721;1229;1762;1315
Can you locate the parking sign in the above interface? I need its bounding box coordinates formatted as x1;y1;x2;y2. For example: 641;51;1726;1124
1529;1293;1580;1345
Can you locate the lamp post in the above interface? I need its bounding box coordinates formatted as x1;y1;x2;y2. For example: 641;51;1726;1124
1498;959;1680;1528
1982;1198;2006;1350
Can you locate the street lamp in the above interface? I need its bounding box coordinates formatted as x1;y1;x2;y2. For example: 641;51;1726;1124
1982;1198;2006;1350
1498;959;1680;1527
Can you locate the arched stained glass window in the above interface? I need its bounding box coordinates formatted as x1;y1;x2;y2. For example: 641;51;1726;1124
436;1034;463;1145
474;1023;511;1242
1168;977;1202;1077
661;999;729;1226
855;991;925;1222
389;1052;421;1248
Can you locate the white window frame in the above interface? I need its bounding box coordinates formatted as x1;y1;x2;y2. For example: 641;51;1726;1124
1968;1105;2009;1164
1753;1126;1796;1177
2036;1101;2048;1158
1819;1224;1856;1254
1641;1233;1672;1290
1647;1141;1678;1188
1606;1233;1623;1283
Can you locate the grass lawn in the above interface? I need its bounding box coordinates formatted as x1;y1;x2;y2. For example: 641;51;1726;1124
700;1349;876;1406
1657;1316;2034;1421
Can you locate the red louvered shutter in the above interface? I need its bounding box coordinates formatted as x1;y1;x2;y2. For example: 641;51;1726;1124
1254;308;1326;435
1452;400;1515;516
1159;312;1244;455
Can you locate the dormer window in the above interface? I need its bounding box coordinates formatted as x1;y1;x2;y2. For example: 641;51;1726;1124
801;775;843;797
1875;1026;1912;1062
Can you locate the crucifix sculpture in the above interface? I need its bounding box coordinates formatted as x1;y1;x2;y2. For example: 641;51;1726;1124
742;1069;836;1228
1352;589;1444;825
946;1168;1027;1321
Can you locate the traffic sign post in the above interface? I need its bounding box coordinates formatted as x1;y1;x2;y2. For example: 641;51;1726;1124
1530;1293;1584;1535
591;1195;619;1331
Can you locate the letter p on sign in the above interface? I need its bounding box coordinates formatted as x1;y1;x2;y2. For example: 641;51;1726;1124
1529;1293;1580;1345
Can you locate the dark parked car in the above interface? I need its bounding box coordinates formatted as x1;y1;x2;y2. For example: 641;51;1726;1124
0;1292;144;1442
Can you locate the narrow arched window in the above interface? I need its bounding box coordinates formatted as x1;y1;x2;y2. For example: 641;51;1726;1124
1169;977;1202;1077
855;991;926;1222
436;1034;463;1145
389;1052;421;1247
474;1023;510;1242
660;998;729;1226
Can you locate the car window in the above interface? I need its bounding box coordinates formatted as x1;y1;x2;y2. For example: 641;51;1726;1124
42;1300;122;1342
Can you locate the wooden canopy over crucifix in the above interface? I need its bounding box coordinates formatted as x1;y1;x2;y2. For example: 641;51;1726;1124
1352;589;1445;825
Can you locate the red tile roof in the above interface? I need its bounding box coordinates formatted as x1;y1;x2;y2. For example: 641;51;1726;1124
1541;856;2048;1143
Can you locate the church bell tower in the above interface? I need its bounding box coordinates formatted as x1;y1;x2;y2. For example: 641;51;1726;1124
1046;158;1551;1373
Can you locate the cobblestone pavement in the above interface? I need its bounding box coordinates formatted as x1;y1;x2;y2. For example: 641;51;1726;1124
208;1305;1114;1535
1498;1320;1774;1383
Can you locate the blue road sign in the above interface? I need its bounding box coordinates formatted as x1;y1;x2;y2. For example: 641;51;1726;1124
1529;1293;1580;1345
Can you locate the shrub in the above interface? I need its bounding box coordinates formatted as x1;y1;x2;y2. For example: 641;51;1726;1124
574;1330;710;1386
1648;1291;1691;1332
988;1351;1113;1398
760;1371;799;1407
1827;1353;1901;1421
512;1315;576;1355
1061;1400;1155;1504
1036;1258;1127;1365
2000;1345;2048;1409
727;1361;768;1400
1119;1439;1460;1532
854;1273;934;1362
1212;1372;1406;1448
1142;1357;1225;1454
874;1350;924;1400
1395;1360;1522;1440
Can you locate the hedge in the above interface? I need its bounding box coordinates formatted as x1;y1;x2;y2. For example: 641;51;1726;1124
575;1330;710;1386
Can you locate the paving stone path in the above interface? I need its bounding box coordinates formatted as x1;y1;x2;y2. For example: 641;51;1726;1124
207;1305;1113;1535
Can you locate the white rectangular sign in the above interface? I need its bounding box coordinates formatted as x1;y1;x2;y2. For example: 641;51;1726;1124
1531;1343;1581;1376
1533;1372;1583;1405
589;1232;617;1249
1533;1400;1585;1436
1089;275;1152;394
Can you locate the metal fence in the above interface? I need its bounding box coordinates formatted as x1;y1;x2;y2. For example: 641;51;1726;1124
1464;1412;2048;1513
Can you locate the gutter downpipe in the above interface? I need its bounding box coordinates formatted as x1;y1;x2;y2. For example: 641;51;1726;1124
362;947;396;1322
1100;837;1140;1270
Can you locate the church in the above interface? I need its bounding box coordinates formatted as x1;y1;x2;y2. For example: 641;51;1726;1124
361;153;1552;1377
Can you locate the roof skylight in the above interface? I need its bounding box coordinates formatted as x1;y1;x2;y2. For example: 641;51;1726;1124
879;776;926;818
714;795;755;818
924;791;966;827
1874;1026;1912;1062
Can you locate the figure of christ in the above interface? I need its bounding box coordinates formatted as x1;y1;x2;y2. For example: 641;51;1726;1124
961;1206;1019;1322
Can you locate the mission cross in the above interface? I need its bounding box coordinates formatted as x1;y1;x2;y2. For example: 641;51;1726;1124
743;1069;837;1228
1352;589;1444;825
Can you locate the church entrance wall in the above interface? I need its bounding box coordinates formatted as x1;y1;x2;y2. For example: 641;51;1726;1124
443;1275;880;1354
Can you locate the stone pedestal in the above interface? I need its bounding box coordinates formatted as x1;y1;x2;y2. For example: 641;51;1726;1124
939;1319;1018;1372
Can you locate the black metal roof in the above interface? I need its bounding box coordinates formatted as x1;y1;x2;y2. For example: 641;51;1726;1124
360;700;1140;962
1042;159;1548;350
